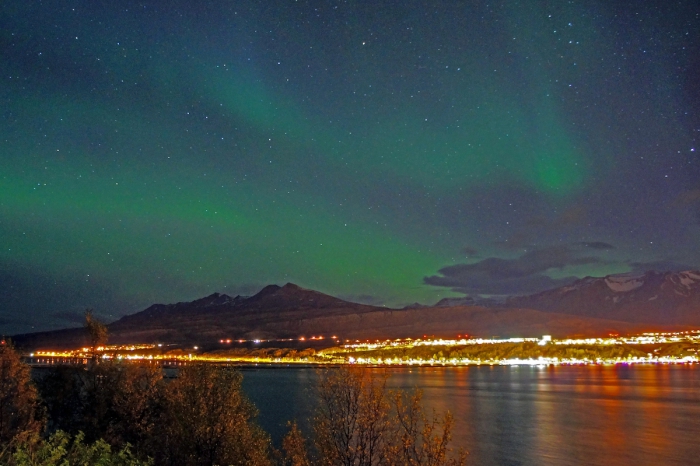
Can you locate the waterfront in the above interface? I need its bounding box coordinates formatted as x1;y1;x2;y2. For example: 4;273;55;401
26;329;700;366
240;364;700;466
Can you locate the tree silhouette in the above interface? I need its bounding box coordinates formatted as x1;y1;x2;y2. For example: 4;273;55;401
282;420;312;466
37;362;162;451
156;364;272;466
314;366;391;466
311;366;465;466
0;340;43;445
84;309;108;361
386;390;466;466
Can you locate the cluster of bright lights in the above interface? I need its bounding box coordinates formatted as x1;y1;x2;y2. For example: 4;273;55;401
343;336;544;350
24;330;700;367
554;330;700;346
337;330;700;366
346;355;699;367
218;335;339;344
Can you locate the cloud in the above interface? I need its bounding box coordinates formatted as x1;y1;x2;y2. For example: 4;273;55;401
578;241;615;250
628;260;697;273
493;231;532;250
0;261;127;334
493;206;593;252
424;246;603;295
461;247;479;257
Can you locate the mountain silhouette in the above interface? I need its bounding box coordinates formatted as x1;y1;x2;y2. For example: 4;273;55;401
12;275;697;350
506;270;700;325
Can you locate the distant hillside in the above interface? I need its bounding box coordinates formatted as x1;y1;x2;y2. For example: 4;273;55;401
12;282;676;350
106;283;387;344
506;270;700;324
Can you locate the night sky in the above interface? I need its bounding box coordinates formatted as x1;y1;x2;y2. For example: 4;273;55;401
2;1;699;334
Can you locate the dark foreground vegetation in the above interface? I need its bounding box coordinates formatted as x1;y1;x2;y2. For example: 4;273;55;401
1;341;465;465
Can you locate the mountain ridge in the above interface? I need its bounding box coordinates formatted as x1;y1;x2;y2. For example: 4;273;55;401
504;270;700;324
11;272;700;350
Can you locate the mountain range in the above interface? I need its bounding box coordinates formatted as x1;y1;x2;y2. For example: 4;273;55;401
11;271;700;350
505;270;700;325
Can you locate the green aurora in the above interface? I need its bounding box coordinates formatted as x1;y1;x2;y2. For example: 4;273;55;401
1;0;698;332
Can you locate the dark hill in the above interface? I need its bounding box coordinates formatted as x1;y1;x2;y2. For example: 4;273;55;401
111;283;382;331
506;270;700;325
12;281;681;350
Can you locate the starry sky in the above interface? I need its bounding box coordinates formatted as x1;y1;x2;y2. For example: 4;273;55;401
1;1;699;334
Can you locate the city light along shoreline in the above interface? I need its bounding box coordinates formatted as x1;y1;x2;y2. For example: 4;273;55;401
21;330;700;367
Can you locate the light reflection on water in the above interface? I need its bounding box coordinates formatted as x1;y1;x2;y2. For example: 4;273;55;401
240;365;700;466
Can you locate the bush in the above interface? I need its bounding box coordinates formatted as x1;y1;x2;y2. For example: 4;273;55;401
4;430;151;466
285;366;465;466
155;364;273;466
0;341;43;444
37;362;162;453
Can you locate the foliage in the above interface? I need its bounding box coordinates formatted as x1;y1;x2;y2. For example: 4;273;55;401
31;356;469;466
155;364;273;466
84;309;108;359
2;430;152;466
310;366;465;466
386;390;466;466
282;421;311;466
37;362;274;465
35;365;86;436
36;362;161;451
0;341;43;444
106;364;162;456
314;367;391;466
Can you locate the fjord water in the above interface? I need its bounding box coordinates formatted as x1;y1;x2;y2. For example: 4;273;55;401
240;365;700;466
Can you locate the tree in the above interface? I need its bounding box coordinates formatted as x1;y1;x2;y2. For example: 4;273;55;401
156;364;272;466
84;309;108;360
36;365;83;435
0;340;43;444
107;363;162;456
37;361;162;455
386;390;466;466
312;366;465;466
282;421;311;466
314;366;391;466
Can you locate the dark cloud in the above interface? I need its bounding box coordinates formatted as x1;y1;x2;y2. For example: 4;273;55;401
424;246;602;295
628;260;697;273
521;206;589;231
461;247;479;257
494;206;593;252
493;231;532;250
578;241;615;250
0;262;128;335
424;273;577;295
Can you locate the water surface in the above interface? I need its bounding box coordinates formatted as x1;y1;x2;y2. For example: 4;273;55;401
240;364;700;466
